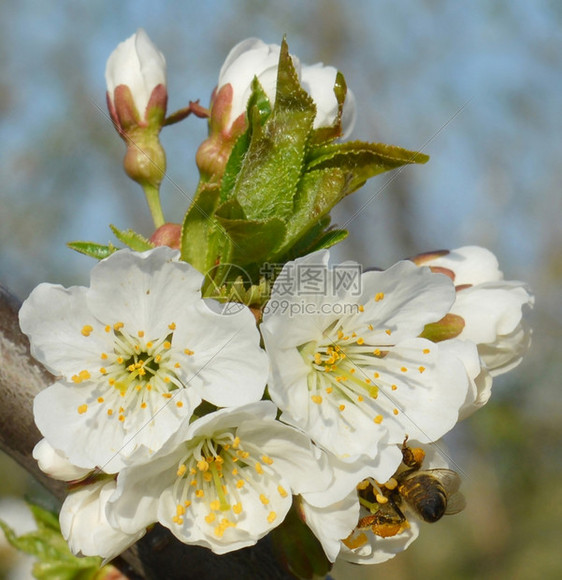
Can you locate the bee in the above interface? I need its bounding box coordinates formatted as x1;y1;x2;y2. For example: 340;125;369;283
353;438;465;541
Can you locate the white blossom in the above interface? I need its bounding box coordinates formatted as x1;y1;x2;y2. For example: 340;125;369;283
107;402;332;554
217;38;355;136
412;246;533;416
32;439;91;482
20;247;268;472
105;28;166;120
261;251;472;468
60;478;145;560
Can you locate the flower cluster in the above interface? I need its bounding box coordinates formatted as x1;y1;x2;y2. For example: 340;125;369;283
21;29;533;575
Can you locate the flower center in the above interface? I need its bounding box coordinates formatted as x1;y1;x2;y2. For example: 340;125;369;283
72;321;195;422
298;295;432;425
171;431;285;538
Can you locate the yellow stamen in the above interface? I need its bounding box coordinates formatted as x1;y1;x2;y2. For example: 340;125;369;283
81;325;93;337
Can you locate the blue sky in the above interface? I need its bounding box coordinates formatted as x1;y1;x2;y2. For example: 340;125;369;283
1;0;560;301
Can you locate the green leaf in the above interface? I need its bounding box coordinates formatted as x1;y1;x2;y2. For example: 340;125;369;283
275;166;347;258
66;241;117;260
227;38;316;221
306;140;430;197
110;224;154;251
0;503;103;580
306;228;349;252
215;213;286;268
181;184;227;273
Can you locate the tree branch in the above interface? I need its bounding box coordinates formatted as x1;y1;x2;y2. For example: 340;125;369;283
0;284;297;580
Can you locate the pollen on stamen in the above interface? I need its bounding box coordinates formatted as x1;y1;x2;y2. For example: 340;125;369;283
107;409;113;416
77;404;88;414
376;493;388;504
418;366;426;373
374;414;383;424
114;322;124;331
393;408;399;415
97;397;104;403
423;348;431;354
261;455;274;465
267;512;277;523
375;292;385;302
391;384;398;390
339;404;345;411
374;371;380;378
99;367;107;375
163;341;171;349
104;325;111;333
184;348;194;356
277;485;288;498
357;337;365;345
141;402;147;409
358;304;365;312
195;489;204;498
385;329;392;336
401;367;408;373
357;395;364;402
232;502;243;514
146;341;153;348
311;395;323;404
176;401;183;408
205;513;216;524
177;465;187;477
174;362;181;369
138;330;145;338
118;414;125;422
368;324;374;331
236;480;245;489
197;459;209;472
259;494;269;505
162;393;172;399
81;325;93;337
100;352;108;360
169;322;176;330
325;387;333;394
373;349;381;356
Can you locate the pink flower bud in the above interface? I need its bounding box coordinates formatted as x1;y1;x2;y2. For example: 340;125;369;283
149;223;181;250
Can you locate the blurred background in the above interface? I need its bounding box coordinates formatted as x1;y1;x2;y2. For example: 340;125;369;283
1;0;560;578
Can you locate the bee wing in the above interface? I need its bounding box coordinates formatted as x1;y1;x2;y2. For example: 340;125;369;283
445;491;466;515
422;469;466;515
424;469;463;495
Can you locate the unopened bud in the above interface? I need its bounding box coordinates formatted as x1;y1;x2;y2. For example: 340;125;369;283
149;223;181;250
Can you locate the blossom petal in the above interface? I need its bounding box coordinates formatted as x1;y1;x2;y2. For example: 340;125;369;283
60;479;145;560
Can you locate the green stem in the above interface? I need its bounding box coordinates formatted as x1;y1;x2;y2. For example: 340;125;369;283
143;183;165;229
